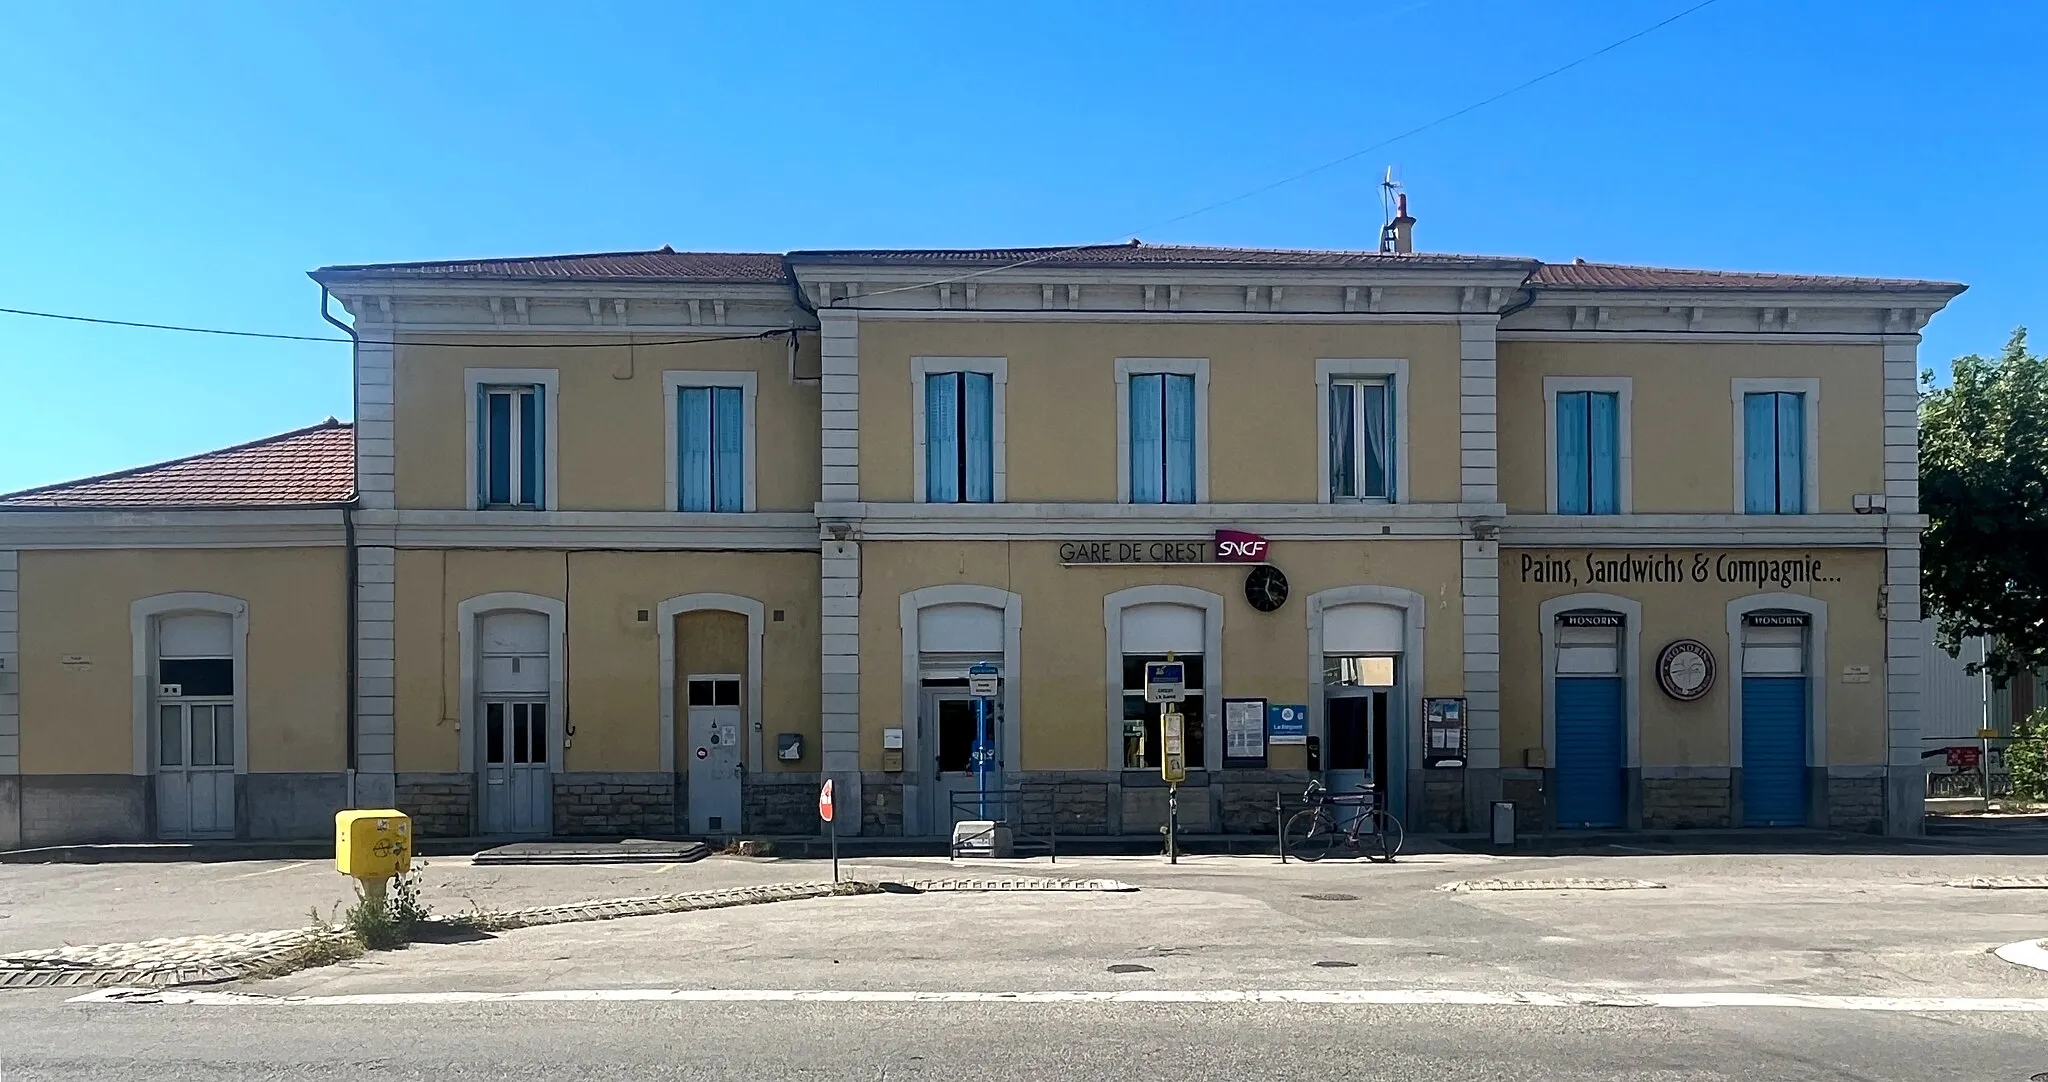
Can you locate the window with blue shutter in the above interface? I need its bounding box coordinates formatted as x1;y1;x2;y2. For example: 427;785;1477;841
924;372;993;502
1742;392;1806;514
1555;390;1619;514
676;386;744;512
477;384;544;509
1129;372;1196;503
1329;379;1393;500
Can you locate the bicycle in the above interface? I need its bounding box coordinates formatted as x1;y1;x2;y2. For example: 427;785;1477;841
1283;780;1404;862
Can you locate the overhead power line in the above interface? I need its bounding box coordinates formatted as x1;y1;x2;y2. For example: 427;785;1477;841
0;306;792;349
0;2;1719;341
857;0;1722;300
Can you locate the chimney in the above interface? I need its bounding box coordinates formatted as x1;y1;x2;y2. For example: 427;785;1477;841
1391;193;1415;254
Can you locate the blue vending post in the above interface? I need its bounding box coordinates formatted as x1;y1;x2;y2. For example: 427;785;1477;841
967;661;1000;820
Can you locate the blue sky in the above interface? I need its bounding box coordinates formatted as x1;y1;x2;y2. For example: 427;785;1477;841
0;0;2038;493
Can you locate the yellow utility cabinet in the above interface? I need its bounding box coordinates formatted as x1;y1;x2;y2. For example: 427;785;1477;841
335;809;412;878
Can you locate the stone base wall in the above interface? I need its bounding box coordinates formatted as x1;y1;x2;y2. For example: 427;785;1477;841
1827;776;1885;834
553;773;675;836
1421;770;1467;833
394;772;473;837
21;775;146;846
1215;771;1315;835
1500;773;1548;836
242;772;350;840
1642;777;1731;829
1018;773;1113;834
743;772;821;836
861;773;904;836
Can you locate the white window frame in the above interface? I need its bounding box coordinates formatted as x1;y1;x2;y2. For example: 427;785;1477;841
1729;378;1820;515
663;370;759;513
1543;376;1634;514
1115;358;1210;504
1103;585;1224;773
465;368;560;511
130;593;249;777
1316;359;1409;504
911;357;1008;504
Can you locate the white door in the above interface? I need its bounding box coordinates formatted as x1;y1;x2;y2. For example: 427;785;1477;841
925;689;1001;828
153;612;236;839
685;675;744;834
156;701;236;838
478;612;551;835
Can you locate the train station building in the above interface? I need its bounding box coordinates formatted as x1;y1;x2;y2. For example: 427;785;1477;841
0;232;1962;846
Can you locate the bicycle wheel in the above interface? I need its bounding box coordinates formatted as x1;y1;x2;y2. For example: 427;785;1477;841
1284;808;1338;862
1365;810;1405;863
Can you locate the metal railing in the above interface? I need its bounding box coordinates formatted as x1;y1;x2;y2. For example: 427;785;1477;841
1928;771;2014;799
946;789;1058;861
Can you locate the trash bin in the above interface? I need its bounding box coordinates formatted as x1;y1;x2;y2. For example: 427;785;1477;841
1490;801;1516;847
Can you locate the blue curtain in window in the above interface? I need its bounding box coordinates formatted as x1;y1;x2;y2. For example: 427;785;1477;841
711;386;743;512
518;387;542;507
485;390;512;506
678;387;712;511
475;387;491;508
962;372;993;503
1556;391;1589;514
1361;383;1389;499
1164;373;1196;503
1329;383;1355;500
1129;373;1163;503
1588;391;1618;514
1743;392;1779;513
1774;392;1804;514
926;373;960;502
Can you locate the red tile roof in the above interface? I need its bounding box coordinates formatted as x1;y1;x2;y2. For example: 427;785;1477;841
0;422;355;510
792;242;1532;272
311;248;787;285
1532;260;1964;294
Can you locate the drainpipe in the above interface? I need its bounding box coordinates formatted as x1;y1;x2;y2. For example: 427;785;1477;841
322;286;361;807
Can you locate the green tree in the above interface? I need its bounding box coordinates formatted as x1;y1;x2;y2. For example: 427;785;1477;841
1921;328;2048;686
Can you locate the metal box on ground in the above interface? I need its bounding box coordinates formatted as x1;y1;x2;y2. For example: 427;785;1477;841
951;819;1014;858
335;809;412;877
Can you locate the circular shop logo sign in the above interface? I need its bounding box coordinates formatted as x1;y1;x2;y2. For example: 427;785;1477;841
1656;639;1716;702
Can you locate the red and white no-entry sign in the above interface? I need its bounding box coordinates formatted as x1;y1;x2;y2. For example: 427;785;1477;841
818;778;835;823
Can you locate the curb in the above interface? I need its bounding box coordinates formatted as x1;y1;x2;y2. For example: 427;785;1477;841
1994;939;2048;972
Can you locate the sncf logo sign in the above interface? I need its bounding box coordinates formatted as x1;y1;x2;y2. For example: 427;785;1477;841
1214;529;1269;563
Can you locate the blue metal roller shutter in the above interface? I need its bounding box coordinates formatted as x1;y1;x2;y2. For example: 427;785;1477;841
1554;676;1625;828
1741;676;1809;826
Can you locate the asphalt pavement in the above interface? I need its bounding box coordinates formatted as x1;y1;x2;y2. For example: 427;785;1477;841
4;845;2048;1079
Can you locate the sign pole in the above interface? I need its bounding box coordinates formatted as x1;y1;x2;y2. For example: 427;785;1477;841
819;778;838;883
831;807;839;883
976;695;989;820
1167;780;1179;865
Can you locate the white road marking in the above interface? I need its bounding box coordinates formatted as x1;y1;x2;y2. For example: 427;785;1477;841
68;987;2048;1012
227;861;313;880
639;863;679;874
1995;938;2048;972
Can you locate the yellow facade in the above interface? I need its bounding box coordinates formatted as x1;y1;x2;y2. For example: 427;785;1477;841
17;547;348;775
1499;547;1888;767
859;539;1466;772
1497;340;1886;514
392;334;820;512
856;320;1466;503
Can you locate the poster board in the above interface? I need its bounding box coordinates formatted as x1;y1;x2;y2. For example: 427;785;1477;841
1223;697;1268;767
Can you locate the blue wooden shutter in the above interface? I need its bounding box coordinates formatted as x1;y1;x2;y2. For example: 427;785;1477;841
711;386;743;512
1774;392;1805;514
1556;391;1589;514
1164;373;1196;503
484;390;513;506
678;387;712;511
1588;391;1619;514
475;385;490;508
925;373;959;502
1129;373;1163;503
1742;393;1778;513
518;387;542;507
1329;383;1355;499
962;372;993;503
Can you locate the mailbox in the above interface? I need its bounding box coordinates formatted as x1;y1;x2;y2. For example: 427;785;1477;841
335;809;413;878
